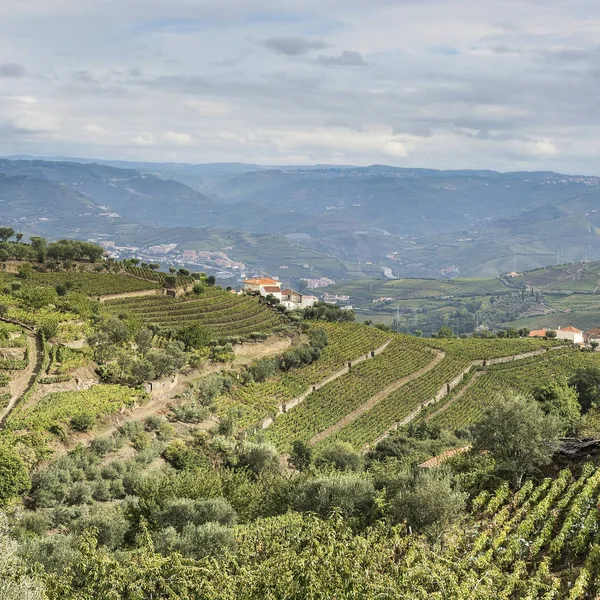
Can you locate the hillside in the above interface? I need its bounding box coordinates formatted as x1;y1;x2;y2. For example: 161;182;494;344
3;251;600;597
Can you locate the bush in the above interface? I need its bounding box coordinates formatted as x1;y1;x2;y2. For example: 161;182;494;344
168;404;210;423
156;522;235;559
70;413;95;433
314;442;363;471
294;474;377;521
0;444;30;506
119;420;145;440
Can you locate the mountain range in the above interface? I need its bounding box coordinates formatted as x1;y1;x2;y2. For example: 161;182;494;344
3;155;600;282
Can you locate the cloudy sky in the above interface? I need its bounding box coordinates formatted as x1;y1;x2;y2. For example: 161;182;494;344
1;0;599;172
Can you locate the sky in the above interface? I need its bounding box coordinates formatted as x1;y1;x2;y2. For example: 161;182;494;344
1;0;600;172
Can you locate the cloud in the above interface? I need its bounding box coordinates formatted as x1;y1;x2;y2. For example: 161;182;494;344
164;130;193;145
9;112;60;134
316;50;367;66
258;36;329;56
0;0;599;173
0;63;26;78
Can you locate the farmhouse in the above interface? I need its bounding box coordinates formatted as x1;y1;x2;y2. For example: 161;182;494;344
242;277;282;300
528;326;584;344
243;277;317;309
280;289;317;310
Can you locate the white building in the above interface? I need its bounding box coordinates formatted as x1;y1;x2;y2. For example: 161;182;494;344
243;277;282;301
280;289;317;310
528;326;584;344
556;326;584;344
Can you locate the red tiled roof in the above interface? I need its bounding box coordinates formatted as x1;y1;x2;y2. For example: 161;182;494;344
262;286;281;293
281;289;293;296
419;446;471;468
528;329;547;337
561;326;583;333
244;278;279;286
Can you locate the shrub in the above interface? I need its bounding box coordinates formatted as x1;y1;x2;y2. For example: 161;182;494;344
0;445;30;506
314;442;363;471
70;413;95;433
294;474;377;521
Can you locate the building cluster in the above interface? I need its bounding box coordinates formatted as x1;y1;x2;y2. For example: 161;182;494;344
242;278;317;310
182;250;245;272
301;277;335;289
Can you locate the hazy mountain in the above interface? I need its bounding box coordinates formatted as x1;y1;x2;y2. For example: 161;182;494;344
0;159;217;228
4;156;600;281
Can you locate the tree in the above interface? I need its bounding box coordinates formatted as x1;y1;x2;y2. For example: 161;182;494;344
176;321;211;350
472;392;562;488
0;513;45;600
294;474;377;521
570;366;600;413
239;442;281;476
30;237;47;261
164;275;177;288
390;467;466;543
135;328;153;356
314;442;363;471
532;379;581;435
0;445;30;506
437;326;453;338
0;227;14;242
544;330;557;339
15;233;23;243
290;440;312;471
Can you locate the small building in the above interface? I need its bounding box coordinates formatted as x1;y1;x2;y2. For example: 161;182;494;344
528;326;584;344
584;328;600;345
556;326;584;344
243;277;282;300
280;289;317;310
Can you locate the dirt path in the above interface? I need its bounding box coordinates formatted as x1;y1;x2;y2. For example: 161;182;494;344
424;371;484;422
0;332;43;428
308;349;445;446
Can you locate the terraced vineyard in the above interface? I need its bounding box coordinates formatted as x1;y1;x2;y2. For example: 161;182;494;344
426;347;600;432
217;323;392;426
123;265;195;287
252;331;564;450
263;336;437;450
428;372;509;430
103;288;285;336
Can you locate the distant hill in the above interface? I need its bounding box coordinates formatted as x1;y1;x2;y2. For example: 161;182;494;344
0;159;217;228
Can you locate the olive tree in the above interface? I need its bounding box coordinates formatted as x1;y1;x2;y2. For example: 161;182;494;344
472;392;562;488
